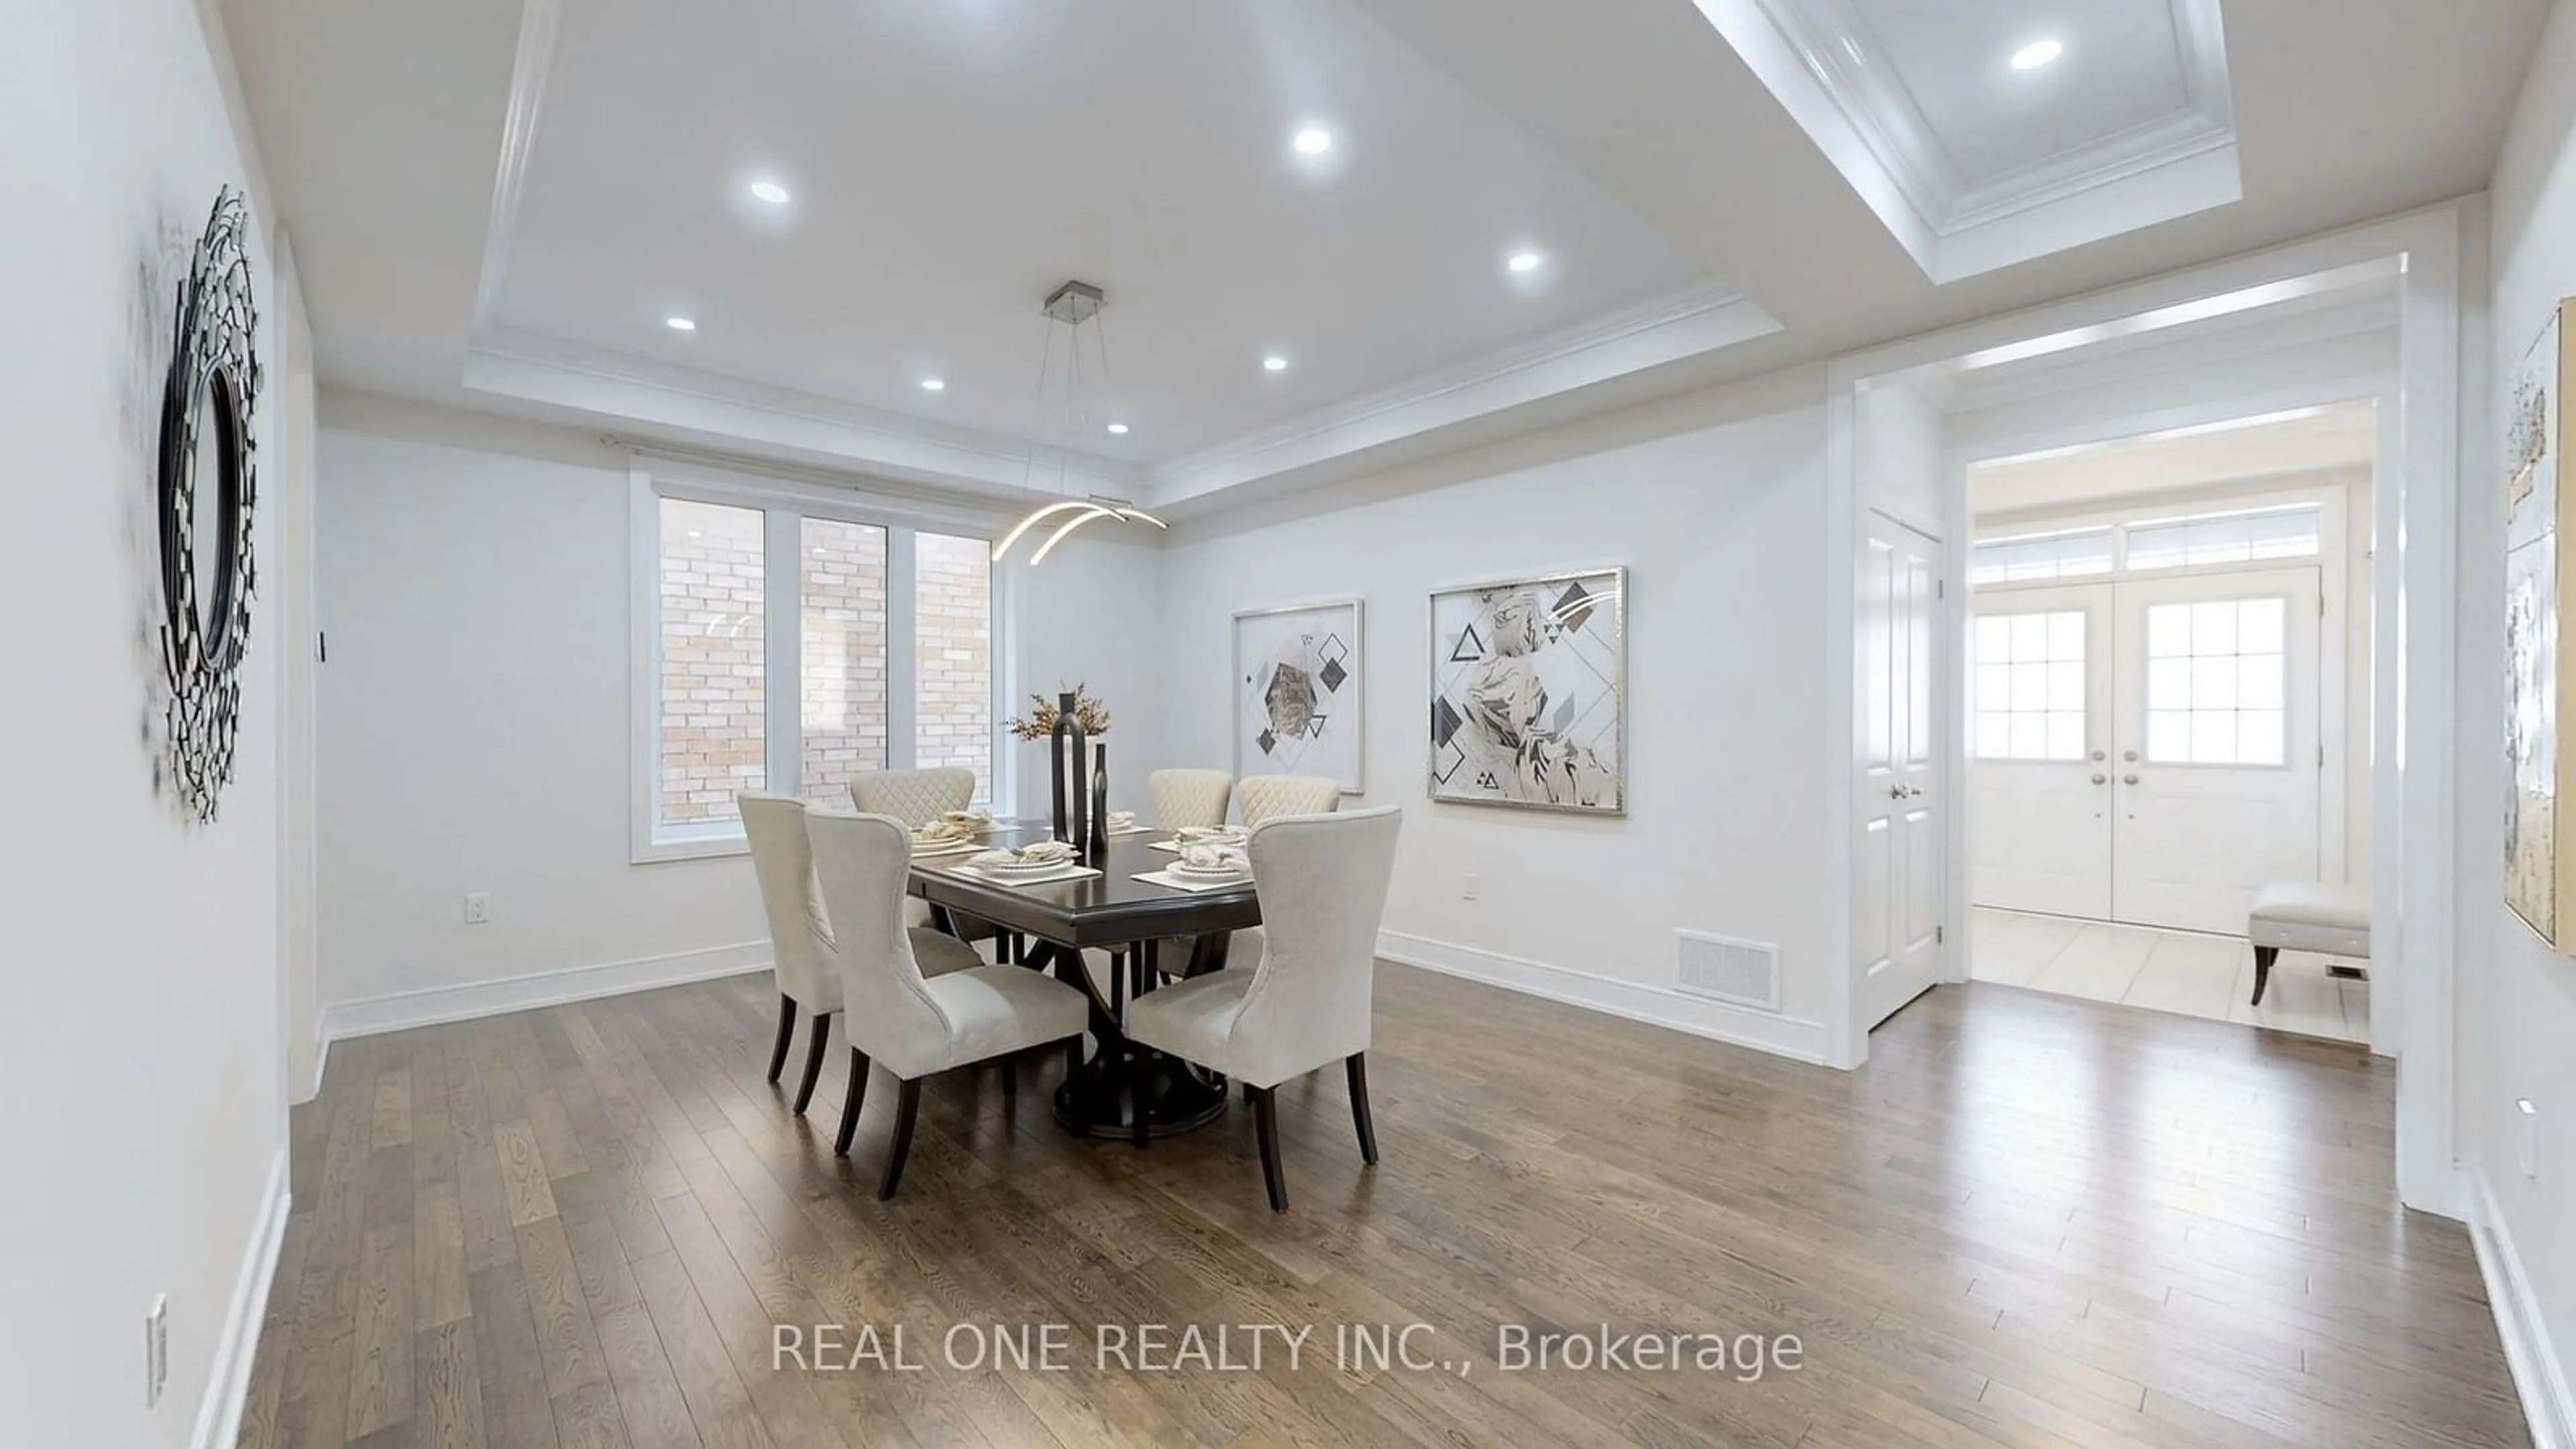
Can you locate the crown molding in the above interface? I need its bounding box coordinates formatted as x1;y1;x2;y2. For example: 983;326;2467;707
470;0;560;333
1148;281;1779;508
1714;0;2242;283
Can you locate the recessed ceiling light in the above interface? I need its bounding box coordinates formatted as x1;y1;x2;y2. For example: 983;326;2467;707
1106;422;1130;435
1263;355;1289;373
665;315;696;331
1507;250;1544;274
749;178;791;205
2009;38;2062;70
1291;126;1333;156
920;376;947;392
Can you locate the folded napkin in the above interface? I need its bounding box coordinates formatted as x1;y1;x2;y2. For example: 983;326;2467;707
1108;810;1138;830
940;809;994;828
1175;841;1250;873
967;841;1079;869
914;818;977;845
1175;825;1248;846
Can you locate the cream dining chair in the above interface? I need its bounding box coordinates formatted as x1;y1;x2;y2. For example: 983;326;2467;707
808;810;1091;1198
1149;768;1235;832
1123;805;1401;1210
740;794;987;1118
849;765;1012;951
1233;773;1340;826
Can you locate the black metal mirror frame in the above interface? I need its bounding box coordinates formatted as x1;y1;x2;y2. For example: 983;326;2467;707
156;189;262;823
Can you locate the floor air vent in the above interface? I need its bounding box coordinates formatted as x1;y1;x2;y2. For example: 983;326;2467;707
1674;929;1780;1012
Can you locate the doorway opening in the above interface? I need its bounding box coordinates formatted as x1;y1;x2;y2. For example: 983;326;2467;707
1964;404;2375;1042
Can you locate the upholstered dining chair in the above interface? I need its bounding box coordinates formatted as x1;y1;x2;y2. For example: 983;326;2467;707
847;766;976;826
848;765;1008;948
739;793;849;1117
740;793;989;1119
1124;805;1401;1210
808;811;1091;1199
1233;773;1340;827
1149;768;1234;832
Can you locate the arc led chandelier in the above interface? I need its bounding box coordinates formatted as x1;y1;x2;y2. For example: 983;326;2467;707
994;280;1165;565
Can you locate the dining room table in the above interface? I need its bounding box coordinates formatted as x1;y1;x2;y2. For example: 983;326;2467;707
907;818;1258;1138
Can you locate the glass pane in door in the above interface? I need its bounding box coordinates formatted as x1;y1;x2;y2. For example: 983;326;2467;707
2141;596;2287;765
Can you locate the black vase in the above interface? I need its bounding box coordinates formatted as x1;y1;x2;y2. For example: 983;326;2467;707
1049;691;1087;845
1087;741;1110;859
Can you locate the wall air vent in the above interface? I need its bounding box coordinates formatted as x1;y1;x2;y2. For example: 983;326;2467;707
1674;929;1781;1012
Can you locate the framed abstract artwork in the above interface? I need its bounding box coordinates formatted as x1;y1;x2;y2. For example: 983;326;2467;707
2506;300;2575;949
1428;567;1625;815
1234;599;1364;794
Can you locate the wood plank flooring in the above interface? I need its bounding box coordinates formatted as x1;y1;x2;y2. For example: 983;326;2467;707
237;964;2530;1447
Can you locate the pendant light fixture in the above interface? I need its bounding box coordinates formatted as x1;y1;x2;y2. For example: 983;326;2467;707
994;279;1165;564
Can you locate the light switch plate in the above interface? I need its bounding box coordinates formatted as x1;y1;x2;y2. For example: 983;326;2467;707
2518;1097;2539;1180
464;892;490;925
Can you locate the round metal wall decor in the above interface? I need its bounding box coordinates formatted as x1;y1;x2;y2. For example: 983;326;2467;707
157;189;262;823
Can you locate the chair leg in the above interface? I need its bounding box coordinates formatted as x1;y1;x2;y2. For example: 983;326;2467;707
792;1012;832;1116
1250;1086;1288;1212
1063;1034;1084;1079
833;1049;871;1157
1346;1053;1379;1166
879;1078;922;1201
1130;1047;1154;1148
765;995;798;1084
2251;944;2279;1006
1002;1055;1018;1097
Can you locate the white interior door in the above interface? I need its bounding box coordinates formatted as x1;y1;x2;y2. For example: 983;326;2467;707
2108;568;2323;933
1969;586;2114;918
1858;515;1944;1029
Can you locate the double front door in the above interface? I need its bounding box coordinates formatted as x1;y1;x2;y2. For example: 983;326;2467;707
1970;566;2322;935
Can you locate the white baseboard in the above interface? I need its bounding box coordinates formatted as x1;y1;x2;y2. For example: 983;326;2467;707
191;1147;290;1449
319;941;772;1049
1377;929;1832;1065
2473;1171;2575;1449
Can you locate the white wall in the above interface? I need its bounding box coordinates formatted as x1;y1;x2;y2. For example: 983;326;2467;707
1157;369;1839;1051
0;1;296;1443
2477;0;2576;1426
313;394;1165;1022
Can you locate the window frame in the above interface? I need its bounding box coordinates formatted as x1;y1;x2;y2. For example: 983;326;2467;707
628;459;1011;863
1972;482;2343;596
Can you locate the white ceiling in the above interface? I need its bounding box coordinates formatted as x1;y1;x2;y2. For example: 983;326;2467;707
493;0;1713;465
221;0;2546;516
1849;0;2193;186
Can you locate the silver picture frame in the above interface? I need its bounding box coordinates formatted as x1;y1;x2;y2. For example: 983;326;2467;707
1232;597;1366;795
1427;566;1627;816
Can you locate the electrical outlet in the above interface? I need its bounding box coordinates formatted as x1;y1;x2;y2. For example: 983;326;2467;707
144;1294;167;1407
2519;1098;2540;1180
463;892;490;925
1461;872;1479;901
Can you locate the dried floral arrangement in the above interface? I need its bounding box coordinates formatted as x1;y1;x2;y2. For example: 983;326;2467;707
1006;684;1112;741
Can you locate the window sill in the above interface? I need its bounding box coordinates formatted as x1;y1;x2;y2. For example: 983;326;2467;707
633;831;750;866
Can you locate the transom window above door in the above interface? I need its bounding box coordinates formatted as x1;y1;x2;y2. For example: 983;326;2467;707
1974;610;2087;761
1969;526;2112;585
2143;597;2288;765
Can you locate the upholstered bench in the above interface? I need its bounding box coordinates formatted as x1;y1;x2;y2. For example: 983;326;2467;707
2247;881;2371;1005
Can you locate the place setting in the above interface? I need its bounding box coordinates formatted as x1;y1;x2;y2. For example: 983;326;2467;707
938;837;1102;888
908;808;1000;859
1134;838;1255;894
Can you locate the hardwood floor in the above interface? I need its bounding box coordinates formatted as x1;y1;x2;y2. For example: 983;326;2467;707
236;965;2530;1448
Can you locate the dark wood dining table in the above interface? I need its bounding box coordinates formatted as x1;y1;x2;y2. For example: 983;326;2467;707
908;820;1257;1138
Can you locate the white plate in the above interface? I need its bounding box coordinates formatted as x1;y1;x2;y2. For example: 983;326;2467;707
1168;863;1248;882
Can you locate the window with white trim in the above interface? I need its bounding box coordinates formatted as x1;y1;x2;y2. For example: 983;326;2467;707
636;473;997;858
1969;526;2114;586
2143;596;2288;765
2124;503;2320;571
1974;610;2088;761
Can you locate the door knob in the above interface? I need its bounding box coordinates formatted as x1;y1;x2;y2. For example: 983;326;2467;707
1888;785;1907;800
2090;749;2106;761
2122;773;2140;785
2123;750;2139;763
2091;773;2107;785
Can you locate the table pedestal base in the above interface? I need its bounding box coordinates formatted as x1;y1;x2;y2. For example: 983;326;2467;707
1053;1042;1227;1138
